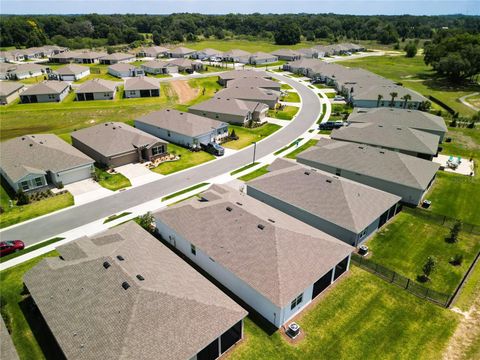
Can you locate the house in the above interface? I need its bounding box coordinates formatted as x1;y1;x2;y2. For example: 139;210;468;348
271;49;302;61
0;134;94;192
74;51;108;64
6;63;48;80
192;48;223;60
226;77;281;92
53;64;90;81
247;159;401;246
141;60;178;75
124;77;160;98
297;48;319;58
71;122;167;168
189;97;269;125
222;49;251;62
297;138;440;205
168;46;196;58
20;81;70;103
217;69;271;86
135;109;228;149
40;45;68;56
0;63;16;79
49;50;80;63
75;79;117;101
107;63;144;78
136;46;169;58
347;107;448;142
0;82;24;105
1;317;19;360
99;52;135;65
248;52;278;65
23;221;247;360
154;184;353;328
216;86;280;109
169;58;203;72
331;122;440;160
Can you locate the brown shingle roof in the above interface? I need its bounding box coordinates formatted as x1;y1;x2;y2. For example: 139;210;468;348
124;77;159;91
0;81;24;96
21;81;69;96
55;64;89;76
75;79;117;93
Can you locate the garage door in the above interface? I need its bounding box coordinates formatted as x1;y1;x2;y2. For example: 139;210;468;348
58;166;92;185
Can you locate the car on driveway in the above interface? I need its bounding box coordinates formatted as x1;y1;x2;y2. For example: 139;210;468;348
0;240;25;257
319;121;343;130
201;142;225;156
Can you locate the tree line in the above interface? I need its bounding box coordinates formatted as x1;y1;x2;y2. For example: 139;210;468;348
1;13;479;49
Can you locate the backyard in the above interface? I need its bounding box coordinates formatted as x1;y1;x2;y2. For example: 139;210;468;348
182;39;316;53
223;124;281;150
440;127;480;162
151;143;215;175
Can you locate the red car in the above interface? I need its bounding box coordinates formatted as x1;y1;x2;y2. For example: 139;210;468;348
0;240;25;257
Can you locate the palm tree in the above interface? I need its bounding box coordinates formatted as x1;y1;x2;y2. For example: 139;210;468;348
401;94;412;109
389;92;398;107
377;94;383;107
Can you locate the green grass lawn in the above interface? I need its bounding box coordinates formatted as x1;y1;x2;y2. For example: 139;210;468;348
325;92;336;99
180;76;223;107
285;139;318;159
465;94;480;108
238;165;270;182
280;83;293;90
268;106;299;120
151;143;215;175
338;55;480;116
103;212;132;224
230;162;259;176
161;182;209;201
182;39;316;53
440;127;480;162
229;266;458;360
246;60;286;68
367;211;480;294
454;259;480;311
94;167;131;191
223;124;281;150
0;237;64;263
281;91;300;103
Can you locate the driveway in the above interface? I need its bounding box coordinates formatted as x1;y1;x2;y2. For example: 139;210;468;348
64;179;112;205
115;163;164;187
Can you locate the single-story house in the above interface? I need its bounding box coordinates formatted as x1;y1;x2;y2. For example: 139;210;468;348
24;221;247;360
0;63;16;79
169;58;203;72
108;63;144;78
247;159;401;246
53;63;90;81
347;83;426;109
154;184;353;328
74;51;108;64
248;52;278;65
49;51;80;63
271;49;302;61
0;134;94;192
331;122;440;160
192;48;223;60
6;63;48;80
1;317;19;360
71;122;167;168
222;49;251;62
99;52;135;65
168;46;196;58
226;77;281;91
136;46;169;58
124;77;160;98
75;79;117;101
217;69;271;86
347;107;448;142
0;82;24;105
141;60;178;75
216;86;280;109
189;97;269;125
297;48;319;58
20;81;70;103
135;109;228;149
297;138;440;205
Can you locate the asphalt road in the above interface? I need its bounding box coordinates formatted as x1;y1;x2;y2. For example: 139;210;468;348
0;73;321;245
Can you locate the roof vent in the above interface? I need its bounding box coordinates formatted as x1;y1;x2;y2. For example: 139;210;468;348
22;137;25;140
103;261;111;269
121;281;130;290
326;179;332;183
304;171;310;175
379;151;385;154
117;255;125;261
226;206;233;212
397;127;402;130
378;125;383;127
104;123;108;126
358;146;364;149
29;144;33;147
166;109;170;112
198;196;209;202
268;218;275;223
257;224;265;230
136;274;145;281
236;202;243;206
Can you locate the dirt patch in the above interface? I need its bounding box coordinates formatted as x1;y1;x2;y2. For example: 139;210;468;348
170;80;199;104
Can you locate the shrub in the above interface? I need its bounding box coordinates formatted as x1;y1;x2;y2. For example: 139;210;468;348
450;254;464;266
422;256;437;279
138;212;155;232
57;182;64;189
447;220;462;243
16;189;30;205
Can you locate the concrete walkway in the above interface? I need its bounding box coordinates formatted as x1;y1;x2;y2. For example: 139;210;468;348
459;92;480;112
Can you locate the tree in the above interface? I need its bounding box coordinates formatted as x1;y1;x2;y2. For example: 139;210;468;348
274;23;301;45
448;220;462;243
138;212;154;232
404;42;418;57
450;254;464;266
377;94;383;107
16;189;30;205
305;32;315;42
389;92;398;107
401;94;412;108
422;256;437;279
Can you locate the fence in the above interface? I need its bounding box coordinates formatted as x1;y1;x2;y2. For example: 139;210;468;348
351;254;452;307
428;95;456;115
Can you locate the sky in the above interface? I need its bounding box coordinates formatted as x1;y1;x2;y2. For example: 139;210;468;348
1;0;479;16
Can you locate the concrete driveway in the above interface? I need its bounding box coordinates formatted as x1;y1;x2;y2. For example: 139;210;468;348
64;179;112;205
115;163;164;187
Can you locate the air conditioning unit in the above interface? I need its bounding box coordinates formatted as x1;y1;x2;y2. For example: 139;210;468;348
286;322;300;339
358;245;369;256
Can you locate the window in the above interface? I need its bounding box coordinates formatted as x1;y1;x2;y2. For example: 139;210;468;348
152;145;164;156
167;131;171;137
335;168;341;176
20;181;29;191
34;177;43;187
359;230;367;238
290;293;303;310
191;244;196;256
129;91;136;95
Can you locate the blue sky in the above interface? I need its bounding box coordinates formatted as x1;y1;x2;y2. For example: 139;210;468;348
1;0;479;15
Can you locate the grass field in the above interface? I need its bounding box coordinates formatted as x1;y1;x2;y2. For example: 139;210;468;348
229;266;458;360
231;162;259;176
94;167;131;191
281;91;300;103
338;55;480;116
161;182;209;201
151;144;215;175
440;127;480;162
454;260;480;311
223;124;281;150
238;165;270;182
182;39;316;53
0;237;64;263
285;139;318;159
367;211;480;294
465;94;480;108
268;106;299;120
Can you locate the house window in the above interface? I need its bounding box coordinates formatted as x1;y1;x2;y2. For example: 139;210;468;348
167;131;171;137
335;168;341;176
290;293;303;310
129;91;136;95
191;244;196;256
152;145;164;156
359;229;367;238
34;177;43;187
20;181;29;191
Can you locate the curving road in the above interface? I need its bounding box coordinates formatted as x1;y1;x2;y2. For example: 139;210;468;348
0;73;321;245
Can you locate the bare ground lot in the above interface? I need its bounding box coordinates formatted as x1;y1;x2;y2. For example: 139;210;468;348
170;80;199;104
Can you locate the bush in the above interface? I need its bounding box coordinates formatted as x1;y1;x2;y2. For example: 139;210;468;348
16;189;30;205
450;254;464;266
447;220;462;243
138;212;154;232
422;256;437;279
57;182;64;189
404;42;418;58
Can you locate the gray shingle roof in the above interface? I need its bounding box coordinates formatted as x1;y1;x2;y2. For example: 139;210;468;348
136;109;227;137
222;49;251;58
23;222;246;360
169;46;195;55
55;64;89;76
21;81;69;96
218;69;270;82
74;51;108;60
71;122;166;157
141;60;175;69
331;122;440;156
100;52;135;61
216;86;280;103
76;79;117;93
190;97;269;117
137;46;169;56
50;51;81;59
271;49;302;57
0;81;24;96
297;138;440;190
195;48;222;56
226;77;281;91
124;77;159;91
0;134;94;182
108;63;137;72
250;52;278;61
9;63;47;73
248;159;401;233
154;185;352;307
1;317;19;360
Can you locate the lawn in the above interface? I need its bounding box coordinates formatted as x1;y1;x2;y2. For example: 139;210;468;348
182;39;316;53
223;124;281;150
231;162;259;176
0;237;64;263
465;94;480;108
285;139;318;159
454;259;480;311
273;138;303;155
0;251;60;360
440;127;480;162
103;212;132;224
181;76;223;107
281;91;300;103
280;83;293;90
338;55;480;116
161;182;209;201
229;266;458;360
246;60;286;69
151;143;215;175
238;165;270;182
94;167;131;191
268;105;299;120
367;211;480;294
0;185;74;229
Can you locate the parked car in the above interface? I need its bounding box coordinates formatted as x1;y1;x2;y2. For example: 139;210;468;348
201;142;225;156
0;240;25;257
319;121;343;130
333;95;346;101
